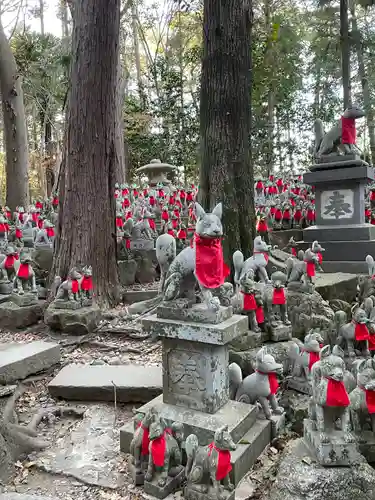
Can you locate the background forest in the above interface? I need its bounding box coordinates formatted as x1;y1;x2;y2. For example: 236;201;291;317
0;0;374;199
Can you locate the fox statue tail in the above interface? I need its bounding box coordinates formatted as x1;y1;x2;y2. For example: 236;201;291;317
228;362;243;400
233;251;244;295
314;119;324;155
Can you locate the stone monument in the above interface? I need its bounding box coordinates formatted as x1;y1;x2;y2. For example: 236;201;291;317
304;104;375;273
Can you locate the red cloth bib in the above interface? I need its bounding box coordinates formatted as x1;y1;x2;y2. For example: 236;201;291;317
242;292;257;311
36;201;43;209
256;305;264;324
257;371;279;395
195;234;226;289
291;247;297;257
308;351;320;371
32;212;38;222
256;181;264;190
4;255;15;269
325;379;350;407
341;116;356;144
81;276;93;291
354;322;369;341
177;229;187;239
305;260;315;277
256;220;268;232
293;210;302;221
137;422;150;456
283;210;291;220
272;288;285;305
208;443;232;481
149;219;156;230
254;251;269;264
161;211;169;221
172;219;178;229
46;227;55;237
0;223;5;233
18;213;24;222
317;252;323;265
167;229;175;237
15;228;22;238
37;219;43;229
116;217;123;228
125;238;131;249
274;209;282;221
361;387;375;414
52;197;59;206
151;434;166;467
71;279;79;294
18;263;30;279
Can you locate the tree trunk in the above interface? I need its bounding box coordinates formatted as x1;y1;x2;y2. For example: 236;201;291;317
115;52;127;183
131;0;144;103
0;17;29;211
39;0;45;35
350;0;375;164
199;0;255;265
340;0;351;109
51;0;121;307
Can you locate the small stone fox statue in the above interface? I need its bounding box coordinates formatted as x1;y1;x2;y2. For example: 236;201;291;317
350;358;375;439
229;347;284;419
233;236;271;284
310;345;354;443
337;307;370;358
185;425;236;500
314;104;365;158
157;202;230;311
289;330;323;380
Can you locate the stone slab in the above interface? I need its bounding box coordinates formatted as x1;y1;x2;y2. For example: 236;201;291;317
269;324;292;342
120;395;258;452
10;292;38;307
157;301;233;325
44;304;102;335
0;282;12;295
287;377;312;395
305;163;373;180
314;272;357;303
0;300;45;329
229;330;263;351
0;340;60;384
303;418;360;466
0;496;56;500
304;223;375;242
34;405;126;489
130;239;154;250
318;153;361;164
184;488;234;500
52;299;82;310
303;239;375;263
356;432;375;463
310;159;365;170
122;288;158;304
142;314;248;346
48;363;162;402
144;468;185;499
230;419;271;486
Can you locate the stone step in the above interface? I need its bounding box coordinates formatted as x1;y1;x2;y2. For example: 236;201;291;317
48;363;162;403
0;340;61;384
120;394;258;454
122;289;158;304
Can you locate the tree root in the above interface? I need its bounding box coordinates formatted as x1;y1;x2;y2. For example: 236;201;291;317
0;385;86;481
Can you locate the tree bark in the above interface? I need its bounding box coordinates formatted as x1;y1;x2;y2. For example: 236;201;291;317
39;0;45;35
350;0;375;164
131;0;144;103
199;0;255;265
0;17;29;211
115;52;127;183
340;0;351;109
51;0;121;307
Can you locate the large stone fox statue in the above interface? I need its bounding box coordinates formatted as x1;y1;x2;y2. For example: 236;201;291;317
314;104;365;158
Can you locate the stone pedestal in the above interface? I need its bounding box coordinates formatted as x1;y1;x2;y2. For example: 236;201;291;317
120;302;277;487
303;161;375;273
130;239;154;251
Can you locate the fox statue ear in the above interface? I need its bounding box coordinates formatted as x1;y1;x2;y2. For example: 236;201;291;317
195;202;206;219
212;202;223;220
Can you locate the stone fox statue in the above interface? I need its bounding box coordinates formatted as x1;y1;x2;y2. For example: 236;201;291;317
156;202;231;311
314;104;365;158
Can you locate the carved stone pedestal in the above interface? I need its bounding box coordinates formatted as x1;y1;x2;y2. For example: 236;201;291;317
128;458;147;486
184;485;235;500
304;162;375;273
356;431;375;463
303;418;360;466
287;376;312;395
120;302;278;487
144;467;185;499
10;292;38;307
269;324;292;342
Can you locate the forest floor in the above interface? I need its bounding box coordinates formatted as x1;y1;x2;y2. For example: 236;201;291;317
0;305;290;500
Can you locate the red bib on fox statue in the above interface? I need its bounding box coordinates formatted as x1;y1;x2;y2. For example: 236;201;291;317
195;234;230;288
208;443;232;481
341;116;356;144
325;379;350;407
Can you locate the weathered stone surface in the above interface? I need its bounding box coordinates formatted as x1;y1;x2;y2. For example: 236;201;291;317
229;340;296;377
265;439;375;500
144;468;185;499
122;288;158;304
33;405;126;489
143;314;248;346
185;487;234;500
0;300;45;329
135;254;157;283
314;272;357;303
279;390;310;435
120;395;257;452
48;363;162;402
10;292;38;307
0;384;17;397
0;283;12;295
0;341;60;383
131;239;154;251
269;229;303;253
157;301;233;325
269;324;292;342
287;290;334;338
0;496;56;500
44;304;102;335
118;259;137;286
31;245;53;272
229;330;264;351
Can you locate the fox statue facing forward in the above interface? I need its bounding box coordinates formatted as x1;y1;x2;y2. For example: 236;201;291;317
156;202;231;311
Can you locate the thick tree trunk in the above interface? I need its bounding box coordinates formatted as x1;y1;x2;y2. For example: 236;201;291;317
0;18;29;211
115;54;127;183
39;0;45;35
350;0;375;164
131;0;144;103
340;0;351;109
199;0;255;265
51;0;121;307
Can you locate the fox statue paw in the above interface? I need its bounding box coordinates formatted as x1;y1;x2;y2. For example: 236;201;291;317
207;296;220;311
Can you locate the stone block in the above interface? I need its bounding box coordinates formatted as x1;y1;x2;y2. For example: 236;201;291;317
0;282;12;295
157;301;233;325
122;288;158;304
120;395;258;452
144;467;185;499
0;340;60;383
270;413;286;438
230;419;271;485
356;431;375;463
10;292;38;307
162;336;229;413
48;363;162;402
142;314;248;346
229;330;263;351
44;304;102;335
131;239;154;251
184;487;234;500
0;300;45;329
52;299;82;310
303;418;360;466
269;324;292;342
118;259;137;286
31;245;53;272
287;377;312;395
0;496;56;500
314;272;357;303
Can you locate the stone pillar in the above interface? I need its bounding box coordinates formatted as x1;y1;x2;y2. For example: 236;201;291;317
303;158;375;273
